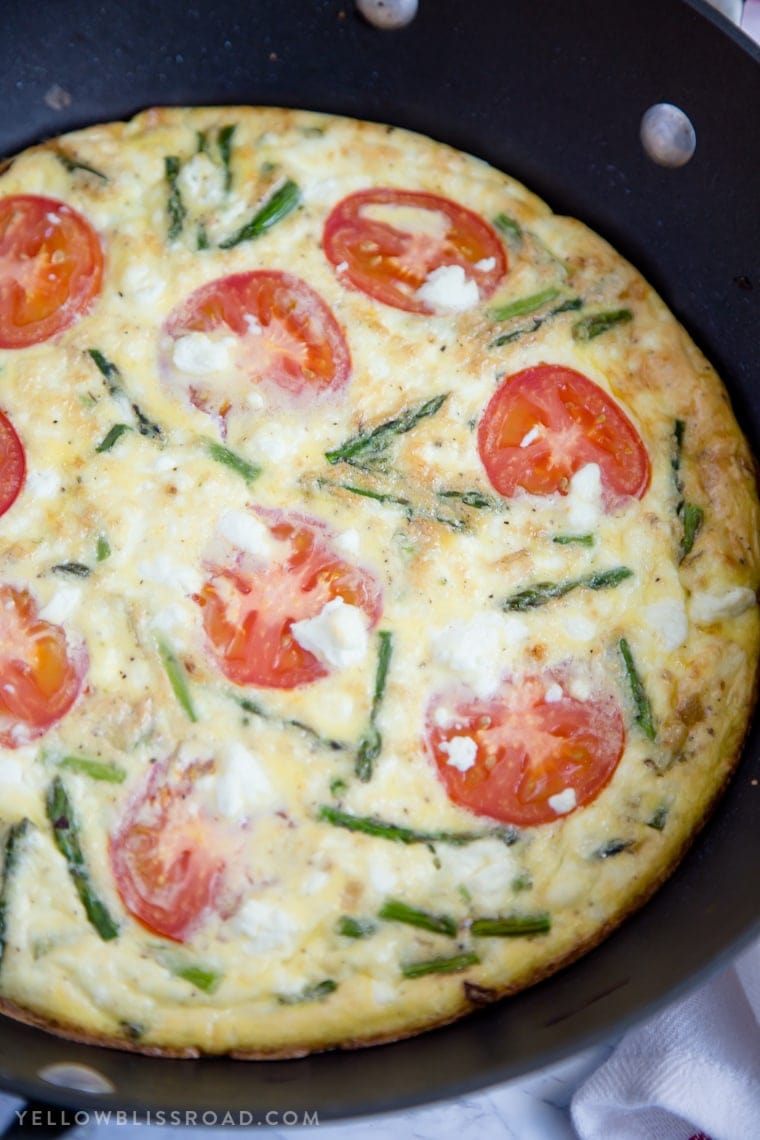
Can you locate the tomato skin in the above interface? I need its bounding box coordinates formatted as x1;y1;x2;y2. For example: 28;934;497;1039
323;188;506;313
0;195;103;348
0;584;86;748
110;764;225;942
198;508;382;690
426;677;625;827
162;270;351;415
477;364;651;503
0;409;25;517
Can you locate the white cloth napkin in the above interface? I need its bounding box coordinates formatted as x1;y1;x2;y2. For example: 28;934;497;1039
571;937;760;1140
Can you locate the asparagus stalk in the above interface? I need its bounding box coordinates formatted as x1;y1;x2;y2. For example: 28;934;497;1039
219;179;301;249
165;155;186;241
46;779;119;941
402;952;479;979
318;805;517;848
0;820;31;969
503;566;632;611
379;899;457;937
572;308;633;341
356;631;393;781
470;913;551;937
619;637;656;741
325;394;448;470
206;440;261;485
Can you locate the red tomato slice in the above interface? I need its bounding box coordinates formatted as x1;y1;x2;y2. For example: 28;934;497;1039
0;409;25;517
323;188;506;313
0;584;86;748
426;676;624;827
198;508;382;689
162;271;351;415
477;364;651;502
110;764;225;942
0;195;103;348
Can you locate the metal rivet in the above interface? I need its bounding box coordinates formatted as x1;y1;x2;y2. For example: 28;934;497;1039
356;0;419;30
640;104;696;168
38;1063;115;1095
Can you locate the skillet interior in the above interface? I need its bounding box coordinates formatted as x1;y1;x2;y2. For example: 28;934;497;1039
0;0;758;1120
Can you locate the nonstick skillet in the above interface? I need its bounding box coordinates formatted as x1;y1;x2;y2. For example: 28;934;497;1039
0;0;758;1126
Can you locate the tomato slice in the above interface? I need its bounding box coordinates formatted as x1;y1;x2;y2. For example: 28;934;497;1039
110;764;225;942
0;195;103;348
0;409;25;517
477;364;651;502
323;188;506;313
198;508;382;689
0;584;86;748
162;270;351;416
426;676;624;827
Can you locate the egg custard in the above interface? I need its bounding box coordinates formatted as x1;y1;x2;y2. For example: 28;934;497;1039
0;108;758;1058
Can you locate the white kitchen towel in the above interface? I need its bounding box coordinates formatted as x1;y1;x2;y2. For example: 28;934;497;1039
571;937;760;1140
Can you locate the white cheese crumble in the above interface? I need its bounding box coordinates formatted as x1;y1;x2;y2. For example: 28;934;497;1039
136;553;201;595
368;851;399;895
177;152;224;208
216;510;278;561
414;264;479;312
38;586;82;625
439;735;477;772
474;256;496;272
172;332;235;375
690;587;756;625
520;425;543;448
548;787;577;815
644;598;689;652
565;463;602;530
568;677;592;702
120;261;165;305
544;683;563;703
25;469;59;500
291;597;370;670
215;742;278;820
334;529;361;557
231;899;300;955
431;612;527;699
564;614;597;642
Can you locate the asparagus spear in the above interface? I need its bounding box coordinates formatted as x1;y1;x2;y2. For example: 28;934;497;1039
619;637;656;740
217;124;236;193
503;566;632;611
58;756;126;784
470;913;551;936
157;639;197;722
277;979;337;1005
490;286;560;322
206;440;261;485
572;308;633;341
317;805;518;847
0;821;31;969
165;155;186;241
219;179;301;249
402;952;480;979
379;899;457;937
356;631;393;781
325;394;448;470
46;779;119;941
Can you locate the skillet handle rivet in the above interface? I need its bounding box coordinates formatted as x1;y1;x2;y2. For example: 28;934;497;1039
640;104;696;168
38;1062;115;1095
356;0;418;29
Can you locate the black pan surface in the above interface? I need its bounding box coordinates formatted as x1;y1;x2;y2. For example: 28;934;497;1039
0;0;759;1121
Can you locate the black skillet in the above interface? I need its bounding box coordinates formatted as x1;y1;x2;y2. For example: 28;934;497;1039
0;0;759;1127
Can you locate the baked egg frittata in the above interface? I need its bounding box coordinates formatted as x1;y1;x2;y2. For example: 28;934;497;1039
0;107;758;1057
